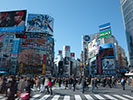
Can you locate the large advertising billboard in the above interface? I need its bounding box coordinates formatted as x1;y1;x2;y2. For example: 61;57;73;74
102;58;115;74
88;39;99;58
99;43;115;58
0;10;26;32
26;14;54;35
99;23;112;38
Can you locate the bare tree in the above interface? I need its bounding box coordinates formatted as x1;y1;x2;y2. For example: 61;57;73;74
18;49;41;66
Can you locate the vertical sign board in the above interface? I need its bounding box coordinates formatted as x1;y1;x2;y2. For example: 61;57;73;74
99;23;112;38
12;39;20;57
42;54;46;74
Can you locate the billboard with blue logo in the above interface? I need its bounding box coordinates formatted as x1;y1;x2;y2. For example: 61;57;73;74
99;23;112;38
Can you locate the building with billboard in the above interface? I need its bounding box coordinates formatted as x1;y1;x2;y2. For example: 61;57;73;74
120;0;133;66
83;23;128;76
0;10;54;75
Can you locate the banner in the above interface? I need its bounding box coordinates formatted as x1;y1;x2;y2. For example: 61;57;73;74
26;14;54;35
12;39;20;57
0;10;26;32
21;38;47;50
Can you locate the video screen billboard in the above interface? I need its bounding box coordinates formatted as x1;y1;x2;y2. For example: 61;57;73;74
99;43;115;58
26;14;54;35
102;58;115;74
100;48;114;58
0;10;26;32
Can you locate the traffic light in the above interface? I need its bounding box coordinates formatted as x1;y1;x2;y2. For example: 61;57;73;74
16;34;27;38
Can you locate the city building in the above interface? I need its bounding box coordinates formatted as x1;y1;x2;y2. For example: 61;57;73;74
82;23;128;77
54;46;80;77
120;0;133;66
0;10;54;75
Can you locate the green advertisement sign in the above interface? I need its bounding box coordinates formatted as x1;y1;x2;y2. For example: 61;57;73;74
99;29;112;38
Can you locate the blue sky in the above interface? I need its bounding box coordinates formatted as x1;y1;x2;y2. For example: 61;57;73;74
0;0;128;59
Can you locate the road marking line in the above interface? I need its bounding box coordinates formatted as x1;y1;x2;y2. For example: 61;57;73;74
40;94;50;100
104;94;118;100
113;94;130;100
123;94;133;99
51;95;60;100
75;95;82;100
84;94;94;100
94;94;105;100
64;95;70;100
32;94;41;98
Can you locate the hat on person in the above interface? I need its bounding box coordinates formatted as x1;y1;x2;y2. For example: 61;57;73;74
15;11;24;16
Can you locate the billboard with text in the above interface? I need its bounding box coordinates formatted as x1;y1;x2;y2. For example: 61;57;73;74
0;10;26;32
26;14;54;35
102;58;115;74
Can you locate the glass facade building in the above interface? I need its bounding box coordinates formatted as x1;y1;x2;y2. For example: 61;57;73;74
120;0;133;65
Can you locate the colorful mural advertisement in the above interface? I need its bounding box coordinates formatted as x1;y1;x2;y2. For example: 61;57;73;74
26;14;54;35
102;58;115;74
0;10;27;32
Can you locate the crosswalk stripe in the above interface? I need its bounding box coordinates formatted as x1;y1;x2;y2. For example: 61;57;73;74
51;95;60;100
64;95;70;100
32;94;41;98
94;94;105;100
104;94;118;100
123;94;133;99
75;95;82;100
40;94;50;100
113;94;130;100
84;94;94;100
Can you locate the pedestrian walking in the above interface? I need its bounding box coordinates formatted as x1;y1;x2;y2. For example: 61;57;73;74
81;77;86;93
48;77;53;95
130;77;133;92
7;76;17;100
44;76;49;94
73;77;77;91
121;77;126;90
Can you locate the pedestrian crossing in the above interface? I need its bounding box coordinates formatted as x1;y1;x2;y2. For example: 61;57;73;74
30;94;133;100
0;93;132;100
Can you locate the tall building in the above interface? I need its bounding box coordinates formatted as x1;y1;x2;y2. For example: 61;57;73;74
120;0;133;66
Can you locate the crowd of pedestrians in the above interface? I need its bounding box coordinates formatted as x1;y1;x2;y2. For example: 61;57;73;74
0;75;133;100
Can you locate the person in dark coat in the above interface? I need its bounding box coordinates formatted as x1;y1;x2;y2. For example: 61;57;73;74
73;77;77;91
7;76;17;100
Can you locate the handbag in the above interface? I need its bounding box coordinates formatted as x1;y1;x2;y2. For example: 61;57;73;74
19;92;29;99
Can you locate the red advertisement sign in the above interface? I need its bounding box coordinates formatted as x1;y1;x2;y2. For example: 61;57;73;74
43;54;46;64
